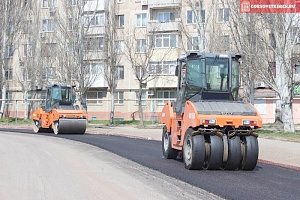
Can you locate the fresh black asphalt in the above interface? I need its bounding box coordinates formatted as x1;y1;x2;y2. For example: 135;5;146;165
1;128;300;200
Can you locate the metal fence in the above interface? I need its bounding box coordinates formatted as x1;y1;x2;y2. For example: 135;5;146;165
0;98;176;123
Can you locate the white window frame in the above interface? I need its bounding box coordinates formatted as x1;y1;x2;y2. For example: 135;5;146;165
85;13;105;27
157;12;174;23
153;34;177;48
68;0;77;6
87;91;104;104
41;0;57;8
116;40;124;54
5;44;14;58
157;90;176;105
187;36;199;51
148;61;176;75
42;19;55;32
68;18;74;31
136;13;147;27
22;68;30;81
43;67;56;79
218;8;229;23
187;10;205;24
5;68;13;81
135;91;147;105
116;66;124;80
114;91;124;105
136;39;146;53
23;44;33;57
118;15;125;28
84;36;104;51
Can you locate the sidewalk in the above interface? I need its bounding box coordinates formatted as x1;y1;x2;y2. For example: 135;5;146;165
88;126;300;170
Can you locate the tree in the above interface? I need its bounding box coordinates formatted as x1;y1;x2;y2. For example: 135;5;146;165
103;0;121;124
225;0;300;132
0;0;28;118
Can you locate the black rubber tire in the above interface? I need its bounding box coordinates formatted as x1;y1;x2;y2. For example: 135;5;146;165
241;136;259;170
206;135;224;170
183;128;205;170
162;126;178;159
225;136;241;170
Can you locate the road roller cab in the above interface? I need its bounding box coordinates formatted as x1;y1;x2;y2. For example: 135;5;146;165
32;84;88;134
160;52;262;170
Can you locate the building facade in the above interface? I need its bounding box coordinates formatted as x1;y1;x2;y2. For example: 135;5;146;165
2;0;300;123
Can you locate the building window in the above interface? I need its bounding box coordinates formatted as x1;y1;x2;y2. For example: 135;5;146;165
42;67;56;79
41;43;57;57
136;39;146;53
116;66;124;79
46;67;56;79
41;0;57;8
116;40;124;54
84;37;104;51
87;91;104;104
114;91;124;104
42;19;55;32
218;8;229;22
136;13;147;27
135;66;146;79
23;20;32;34
157;12;174;23
118;15;124;28
5;44;14;58
187;37;199;51
148;61;176;75
221;35;230;48
6;91;12;101
68;0;77;6
157;90;176;104
135;91;147;105
153;34;177;48
84;13;105;27
23;44;33;57
187;10;205;24
22;68;30;81
68;18;75;31
5;68;13;80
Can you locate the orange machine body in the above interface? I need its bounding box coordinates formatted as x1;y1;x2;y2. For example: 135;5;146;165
32;107;87;129
161;100;262;150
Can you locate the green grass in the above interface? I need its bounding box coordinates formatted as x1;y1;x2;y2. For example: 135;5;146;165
0;118;32;125
257;129;300;143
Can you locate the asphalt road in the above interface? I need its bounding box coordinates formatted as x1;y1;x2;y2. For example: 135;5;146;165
1;128;300;200
0;131;221;200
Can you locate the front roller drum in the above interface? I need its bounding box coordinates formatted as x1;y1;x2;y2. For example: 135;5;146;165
53;119;87;134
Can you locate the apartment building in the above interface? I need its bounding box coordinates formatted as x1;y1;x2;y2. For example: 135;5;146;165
3;0;300;123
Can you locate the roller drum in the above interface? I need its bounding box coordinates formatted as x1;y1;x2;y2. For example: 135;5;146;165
55;119;87;134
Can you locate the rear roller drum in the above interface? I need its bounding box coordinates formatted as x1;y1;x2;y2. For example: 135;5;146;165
225;136;241;170
52;119;87;134
206;135;223;170
183;128;205;170
241;136;259;170
32;120;40;133
162;126;178;159
53;121;59;135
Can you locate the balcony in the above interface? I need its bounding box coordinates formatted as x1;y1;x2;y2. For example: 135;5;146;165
148;20;179;32
84;1;105;12
147;0;181;8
